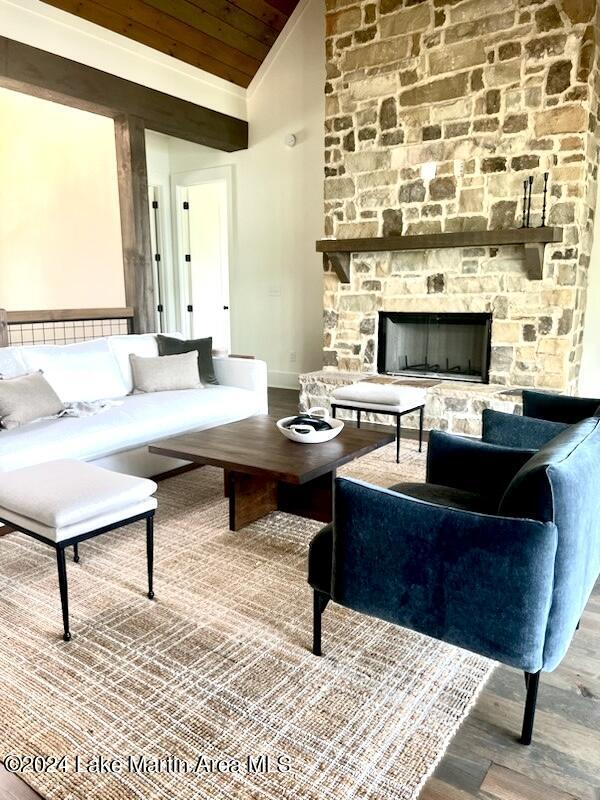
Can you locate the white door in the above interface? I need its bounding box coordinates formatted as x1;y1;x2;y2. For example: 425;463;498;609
174;168;232;352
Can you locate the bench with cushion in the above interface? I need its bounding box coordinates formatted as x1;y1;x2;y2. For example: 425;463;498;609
331;381;426;463
0;459;157;641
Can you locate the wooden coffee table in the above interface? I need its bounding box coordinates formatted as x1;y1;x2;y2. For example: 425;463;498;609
150;415;394;531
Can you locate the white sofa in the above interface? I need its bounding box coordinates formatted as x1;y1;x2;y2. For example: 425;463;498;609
0;334;268;476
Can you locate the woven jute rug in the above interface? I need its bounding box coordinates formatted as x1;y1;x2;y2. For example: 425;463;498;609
0;440;493;800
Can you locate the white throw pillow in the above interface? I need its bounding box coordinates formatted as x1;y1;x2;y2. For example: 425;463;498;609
20;339;129;403
0;372;65;430
130;352;202;393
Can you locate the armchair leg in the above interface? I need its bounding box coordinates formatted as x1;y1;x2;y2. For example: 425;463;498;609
312;590;329;656
520;670;541;745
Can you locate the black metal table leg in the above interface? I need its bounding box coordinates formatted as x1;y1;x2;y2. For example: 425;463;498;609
356;409;361;428
419;406;424;453
56;546;71;642
331;405;337;419
396;414;401;463
73;542;80;563
146;514;155;600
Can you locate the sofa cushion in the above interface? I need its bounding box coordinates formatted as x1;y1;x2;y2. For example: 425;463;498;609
0;372;64;430
0;347;28;379
390;481;495;514
130;352;201;393
158;334;218;386
499;417;598;523
107;334;160;394
0;385;262;472
20;339;128;403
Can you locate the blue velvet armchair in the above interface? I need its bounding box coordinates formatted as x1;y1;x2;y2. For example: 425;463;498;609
308;417;600;745
522;389;600;423
479;387;600;451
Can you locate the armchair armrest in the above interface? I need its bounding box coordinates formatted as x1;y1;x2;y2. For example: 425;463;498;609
426;430;534;504
332;477;557;672
482;409;567;449
213;356;268;413
522;390;600;424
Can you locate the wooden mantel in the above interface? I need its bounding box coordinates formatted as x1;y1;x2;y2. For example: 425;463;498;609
316;227;564;282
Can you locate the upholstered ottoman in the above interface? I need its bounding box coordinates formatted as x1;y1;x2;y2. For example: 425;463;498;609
331;381;427;463
0;460;157;641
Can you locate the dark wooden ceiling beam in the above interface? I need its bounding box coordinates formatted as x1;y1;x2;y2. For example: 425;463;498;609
40;0;258;85
0;35;249;150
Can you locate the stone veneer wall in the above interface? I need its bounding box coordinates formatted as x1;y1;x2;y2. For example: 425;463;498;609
321;0;600;393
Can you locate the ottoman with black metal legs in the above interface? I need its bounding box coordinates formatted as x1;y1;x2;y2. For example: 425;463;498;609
331;382;427;464
0;459;158;641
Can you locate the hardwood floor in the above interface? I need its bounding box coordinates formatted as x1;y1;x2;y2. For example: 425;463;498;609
2;388;598;799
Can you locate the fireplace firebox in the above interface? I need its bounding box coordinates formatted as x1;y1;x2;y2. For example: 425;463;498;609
377;312;492;383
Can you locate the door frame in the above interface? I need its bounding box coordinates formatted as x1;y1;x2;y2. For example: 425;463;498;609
171;165;234;344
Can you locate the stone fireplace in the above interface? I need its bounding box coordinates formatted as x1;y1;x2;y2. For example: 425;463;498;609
299;0;600;436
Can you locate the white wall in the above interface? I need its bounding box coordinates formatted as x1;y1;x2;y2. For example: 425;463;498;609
580;199;600;396
155;0;325;387
2;0;325;386
0;0;246;120
0;87;125;310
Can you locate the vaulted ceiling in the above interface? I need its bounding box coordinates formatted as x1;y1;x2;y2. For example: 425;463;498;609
40;0;302;88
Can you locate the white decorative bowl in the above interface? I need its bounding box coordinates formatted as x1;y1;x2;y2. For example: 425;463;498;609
276;407;344;444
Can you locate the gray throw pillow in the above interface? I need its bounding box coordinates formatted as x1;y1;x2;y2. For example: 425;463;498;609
0;372;65;430
130;352;202;393
157;334;219;386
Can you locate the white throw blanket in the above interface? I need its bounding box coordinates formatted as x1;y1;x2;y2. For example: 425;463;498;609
58;399;124;419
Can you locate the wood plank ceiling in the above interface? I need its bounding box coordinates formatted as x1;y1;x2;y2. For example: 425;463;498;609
40;0;302;88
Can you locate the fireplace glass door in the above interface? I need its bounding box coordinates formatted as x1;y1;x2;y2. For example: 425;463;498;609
377;312;492;383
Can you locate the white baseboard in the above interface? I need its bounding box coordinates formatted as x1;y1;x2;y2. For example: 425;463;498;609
268;370;300;390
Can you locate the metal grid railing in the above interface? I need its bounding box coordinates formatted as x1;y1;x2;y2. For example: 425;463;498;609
7;317;130;346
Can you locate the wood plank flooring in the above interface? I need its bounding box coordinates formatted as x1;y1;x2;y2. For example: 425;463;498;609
1;387;598;799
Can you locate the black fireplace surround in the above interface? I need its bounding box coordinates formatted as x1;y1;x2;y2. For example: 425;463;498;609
377;311;492;383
